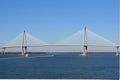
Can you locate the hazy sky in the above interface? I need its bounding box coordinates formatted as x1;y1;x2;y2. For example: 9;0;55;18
0;0;119;45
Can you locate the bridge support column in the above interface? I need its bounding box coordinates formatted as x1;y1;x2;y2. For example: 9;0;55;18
2;48;6;54
116;46;119;56
81;27;88;56
82;45;87;56
21;46;27;55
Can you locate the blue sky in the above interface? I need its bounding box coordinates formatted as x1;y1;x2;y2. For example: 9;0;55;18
0;0;119;44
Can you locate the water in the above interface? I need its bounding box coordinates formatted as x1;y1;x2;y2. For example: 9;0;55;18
0;53;119;79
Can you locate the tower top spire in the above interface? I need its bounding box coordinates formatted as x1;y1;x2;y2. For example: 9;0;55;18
24;30;26;33
84;26;86;30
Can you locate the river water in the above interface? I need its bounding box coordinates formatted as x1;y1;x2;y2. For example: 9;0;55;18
0;53;119;79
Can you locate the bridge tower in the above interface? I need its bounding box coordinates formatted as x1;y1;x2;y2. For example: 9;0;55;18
116;46;119;56
21;30;27;56
81;27;88;56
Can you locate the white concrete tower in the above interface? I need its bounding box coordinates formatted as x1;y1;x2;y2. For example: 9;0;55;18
21;30;27;55
81;27;88;56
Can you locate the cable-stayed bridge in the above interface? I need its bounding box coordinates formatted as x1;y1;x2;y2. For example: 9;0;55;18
0;27;119;56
